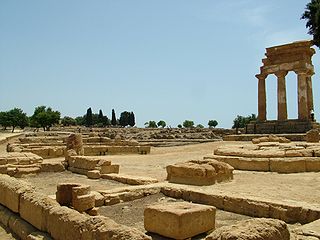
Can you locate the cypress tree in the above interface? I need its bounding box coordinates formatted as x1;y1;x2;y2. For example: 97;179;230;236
85;107;93;127
128;112;135;127
111;109;117;126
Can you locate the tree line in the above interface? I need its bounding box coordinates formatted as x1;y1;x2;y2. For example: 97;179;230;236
0;106;136;132
144;119;218;128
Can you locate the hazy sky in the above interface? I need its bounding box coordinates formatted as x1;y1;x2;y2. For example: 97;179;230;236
1;0;319;128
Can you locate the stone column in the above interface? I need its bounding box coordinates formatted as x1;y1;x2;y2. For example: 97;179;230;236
275;71;288;121
306;75;314;115
296;70;309;120
256;74;267;121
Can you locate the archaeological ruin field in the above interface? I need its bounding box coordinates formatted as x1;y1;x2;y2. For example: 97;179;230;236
0;124;319;240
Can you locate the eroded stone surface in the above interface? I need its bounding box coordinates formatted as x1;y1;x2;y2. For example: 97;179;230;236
166;159;233;185
205;218;290;240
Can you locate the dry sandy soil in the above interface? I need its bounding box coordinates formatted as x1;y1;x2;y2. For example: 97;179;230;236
0;132;320;239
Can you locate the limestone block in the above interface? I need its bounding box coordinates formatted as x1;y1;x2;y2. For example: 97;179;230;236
86;207;99;216
56;183;81;206
87;170;101;179
66;133;83;155
167;160;233;186
306;158;320;172
68;166;88;175
237;157;269;171
270;158;306;173
205;218;289;240
100;164;120;174
144;202;216;239
0;158;7;165
187;191;224;210
14;167;41;177
306;129;320;143
47;206;91;240
0;175;34;213
0;165;7;174
8;214;38;240
72;194;95;212
0;204;13;227
40;162;65;172
88;216;151;240
91;191;105;207
20;191;60;231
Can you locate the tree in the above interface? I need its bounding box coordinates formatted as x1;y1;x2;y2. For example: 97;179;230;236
61;116;76;126
157;120;166;128
177;124;182;128
98;109;104;125
302;0;320;47
7;108;29;132
144;121;157;128
111;109;117;126
0;111;11;130
183;120;194;128
196;124;204;128
75;116;85;126
208;120;218;128
119;111;130;127
232;114;257;129
31;106;60;131
128;112;135;127
85;108;93;127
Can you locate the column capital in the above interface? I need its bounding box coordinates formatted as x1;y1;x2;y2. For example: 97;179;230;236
294;69;309;76
274;70;288;78
255;74;267;80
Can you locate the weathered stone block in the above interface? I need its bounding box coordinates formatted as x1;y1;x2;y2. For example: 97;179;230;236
20;191;60;231
270;158;306;173
100;164;120;174
306;129;320;143
144;202;215;239
87;170;101;179
205;218;290;240
72;194;95;212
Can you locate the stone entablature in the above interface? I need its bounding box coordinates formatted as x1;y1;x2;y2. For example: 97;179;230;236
256;40;315;122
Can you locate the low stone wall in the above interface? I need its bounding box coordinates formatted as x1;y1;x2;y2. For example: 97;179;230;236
0;174;151;240
160;186;320;224
211;143;320;173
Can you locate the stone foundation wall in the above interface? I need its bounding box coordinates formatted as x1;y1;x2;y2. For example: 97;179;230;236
0;174;151;240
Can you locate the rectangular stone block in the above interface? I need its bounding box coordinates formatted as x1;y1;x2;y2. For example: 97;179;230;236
270;158;306;173
144;202;215;239
306;158;320;172
72;194;95;212
100;164;119;174
47;206;91;240
20;191;60;231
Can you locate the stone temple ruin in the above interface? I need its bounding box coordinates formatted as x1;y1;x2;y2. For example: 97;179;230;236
247;40;320;134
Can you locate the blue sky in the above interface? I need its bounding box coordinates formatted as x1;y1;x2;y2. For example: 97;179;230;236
0;0;319;128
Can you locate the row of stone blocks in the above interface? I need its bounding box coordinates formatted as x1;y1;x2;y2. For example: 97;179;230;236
209;155;320;173
161;186;320;224
0;174;151;240
0;152;65;177
8;145;151;158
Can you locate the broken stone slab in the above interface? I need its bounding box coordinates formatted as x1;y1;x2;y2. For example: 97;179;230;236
144;202;216;239
101;173;158;185
166;159;233;185
205;218;290;240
